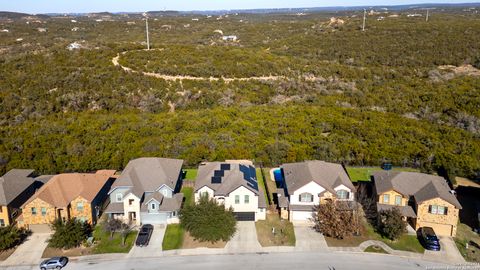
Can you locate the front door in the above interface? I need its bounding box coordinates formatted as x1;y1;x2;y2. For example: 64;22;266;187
128;212;137;223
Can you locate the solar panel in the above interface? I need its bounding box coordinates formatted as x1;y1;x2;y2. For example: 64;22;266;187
211;176;222;184
220;164;231;170
214;170;224;177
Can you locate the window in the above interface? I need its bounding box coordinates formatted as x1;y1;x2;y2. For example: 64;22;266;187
299;193;314;202
172;211;176;217
151;203;156;210
336;190;349;200
395;195;402;206
0;206;3;213
76;202;84;212
41;207;47;216
31;207;37;215
0;219;4;227
201;191;209;198
244;195;250;204
128;199;134;206
429;205;448;215
116;193;123;202
235;195;240;204
162;189;168;196
382;194;390;204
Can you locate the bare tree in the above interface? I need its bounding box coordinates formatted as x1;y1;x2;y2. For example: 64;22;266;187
103;218;122;239
313;200;356;239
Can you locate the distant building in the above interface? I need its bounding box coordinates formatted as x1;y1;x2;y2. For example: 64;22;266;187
66;42;82;51
222;35;238;42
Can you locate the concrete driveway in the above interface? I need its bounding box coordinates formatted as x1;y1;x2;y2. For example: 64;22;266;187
225;221;261;253
128;224;166;258
423;236;465;264
1;232;51;266
294;224;328;251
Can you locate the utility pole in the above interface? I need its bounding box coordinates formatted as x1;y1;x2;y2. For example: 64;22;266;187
144;12;150;50
426;9;429;22
362;9;366;31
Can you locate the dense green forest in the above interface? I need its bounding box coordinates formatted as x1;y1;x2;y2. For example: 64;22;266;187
0;8;479;178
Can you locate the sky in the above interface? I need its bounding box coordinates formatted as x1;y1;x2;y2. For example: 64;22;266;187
0;0;476;14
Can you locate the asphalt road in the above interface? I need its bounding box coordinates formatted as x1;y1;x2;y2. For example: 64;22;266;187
1;251;451;270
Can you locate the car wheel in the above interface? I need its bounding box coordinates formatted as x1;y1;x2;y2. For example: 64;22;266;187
41;268;46;270
56;266;62;269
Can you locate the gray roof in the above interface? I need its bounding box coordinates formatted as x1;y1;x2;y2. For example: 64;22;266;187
104;202;124;213
0;169;36;205
111;158;184;197
281;161;355;195
373;171;462;209
140;193;184;212
377;203;417;218
35;175;54;184
194;162;260;197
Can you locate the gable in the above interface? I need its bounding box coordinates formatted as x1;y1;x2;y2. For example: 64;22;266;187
293;181;326;195
227;185;256;197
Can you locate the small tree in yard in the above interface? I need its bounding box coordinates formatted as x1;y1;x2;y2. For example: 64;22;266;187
48;219;92;249
103;218;123;239
313;200;356;239
0;226;29;251
180;196;236;242
377;208;406;240
119;222;133;246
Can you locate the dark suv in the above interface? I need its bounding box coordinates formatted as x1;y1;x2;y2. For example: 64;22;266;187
135;224;154;247
39;257;68;270
417;227;441;251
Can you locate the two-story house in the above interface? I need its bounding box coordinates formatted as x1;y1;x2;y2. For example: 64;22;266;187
373;171;462;237
194;161;267;221
0;169;49;227
21;170;115;231
278;160;355;222
104;158;184;225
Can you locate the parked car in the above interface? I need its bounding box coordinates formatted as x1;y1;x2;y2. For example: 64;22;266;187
417;227;441;251
39;257;68;270
135;224;154;247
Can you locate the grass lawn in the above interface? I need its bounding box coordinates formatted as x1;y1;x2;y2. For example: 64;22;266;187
255;214;295;246
455;223;480;262
181;186;194;207
92;226;137;254
346;166;420;182
364;245;389;254
184;169;197;181
256;168;270;206
163;224;184;250
382;235;424;253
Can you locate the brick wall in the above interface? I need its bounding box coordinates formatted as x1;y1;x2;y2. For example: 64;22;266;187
70;196;93;223
0;205;10;226
22;198;57;225
415;197;459;236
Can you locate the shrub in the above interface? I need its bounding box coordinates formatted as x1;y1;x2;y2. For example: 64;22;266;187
180;196;236;242
48;219;92;249
377;208;406;240
0;226;30;251
313;200;358;239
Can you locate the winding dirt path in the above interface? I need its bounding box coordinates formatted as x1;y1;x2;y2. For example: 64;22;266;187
112;50;286;83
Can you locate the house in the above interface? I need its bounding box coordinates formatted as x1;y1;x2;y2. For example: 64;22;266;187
21;170;115;231
0;169;49;227
222;35;238;42
277;160;355;222
373;171;462;237
194;161;266;221
104;158;184;225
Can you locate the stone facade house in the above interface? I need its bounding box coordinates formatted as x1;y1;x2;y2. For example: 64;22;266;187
104;158;184;225
0;169;49;227
194;161;267;221
373;171;462;237
276;160;355;223
21;170;115;231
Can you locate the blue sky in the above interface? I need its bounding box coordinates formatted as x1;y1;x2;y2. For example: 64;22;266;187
0;0;475;14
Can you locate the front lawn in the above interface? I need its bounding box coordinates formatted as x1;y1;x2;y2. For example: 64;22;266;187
163;224;184;250
382;234;424;253
255;214;295;246
455;223;480;262
181;186;194;207
256;168;270;206
184;169;197;181
92;226;137;254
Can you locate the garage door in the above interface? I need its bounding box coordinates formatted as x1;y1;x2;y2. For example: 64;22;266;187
421;222;453;236
140;212;168;224
234;212;255;221
28;224;52;233
291;211;314;221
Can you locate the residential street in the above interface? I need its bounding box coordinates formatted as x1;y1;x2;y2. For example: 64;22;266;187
0;251;451;270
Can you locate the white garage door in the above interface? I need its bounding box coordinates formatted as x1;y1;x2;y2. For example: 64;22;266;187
28;224;52;233
291;211;315;221
140;212;168;225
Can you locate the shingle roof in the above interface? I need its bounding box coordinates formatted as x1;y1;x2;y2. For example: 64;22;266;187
104;202;124;213
0;169;36;205
111;158;183;196
159;193;184;211
281;160;354;195
194;162;260;197
23;170;115;208
376;203;417;218
373;171;462;209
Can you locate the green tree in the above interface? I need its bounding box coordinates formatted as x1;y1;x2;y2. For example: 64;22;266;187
48;219;92;249
377;208;406;240
180;196;236;243
0;226;29;251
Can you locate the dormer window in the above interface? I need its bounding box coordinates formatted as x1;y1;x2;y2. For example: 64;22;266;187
336;190;350;200
116;193;123;202
299;193;314;202
151;203;156;210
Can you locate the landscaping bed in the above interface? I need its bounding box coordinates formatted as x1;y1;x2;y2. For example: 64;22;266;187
255;214;295;246
0;248;16;261
42;246;92;258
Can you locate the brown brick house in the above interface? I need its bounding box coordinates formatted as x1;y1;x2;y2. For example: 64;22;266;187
21;170;115;229
373;171;462;237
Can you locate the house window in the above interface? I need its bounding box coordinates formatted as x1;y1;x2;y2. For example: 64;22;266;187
162;189;168;196
0;219;4;227
235;195;240;204
77;202;84;212
0;206;3;213
41;207;47;216
128;199;134;206
201;191;209;198
116;193;123;202
395;195;402;206
299;193;314;203
172;211;176;217
244;195;250;204
429;205;448;215
382;194;390;204
151;203;156;210
336;190;349;200
31;207;37;215
78;217;86;223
